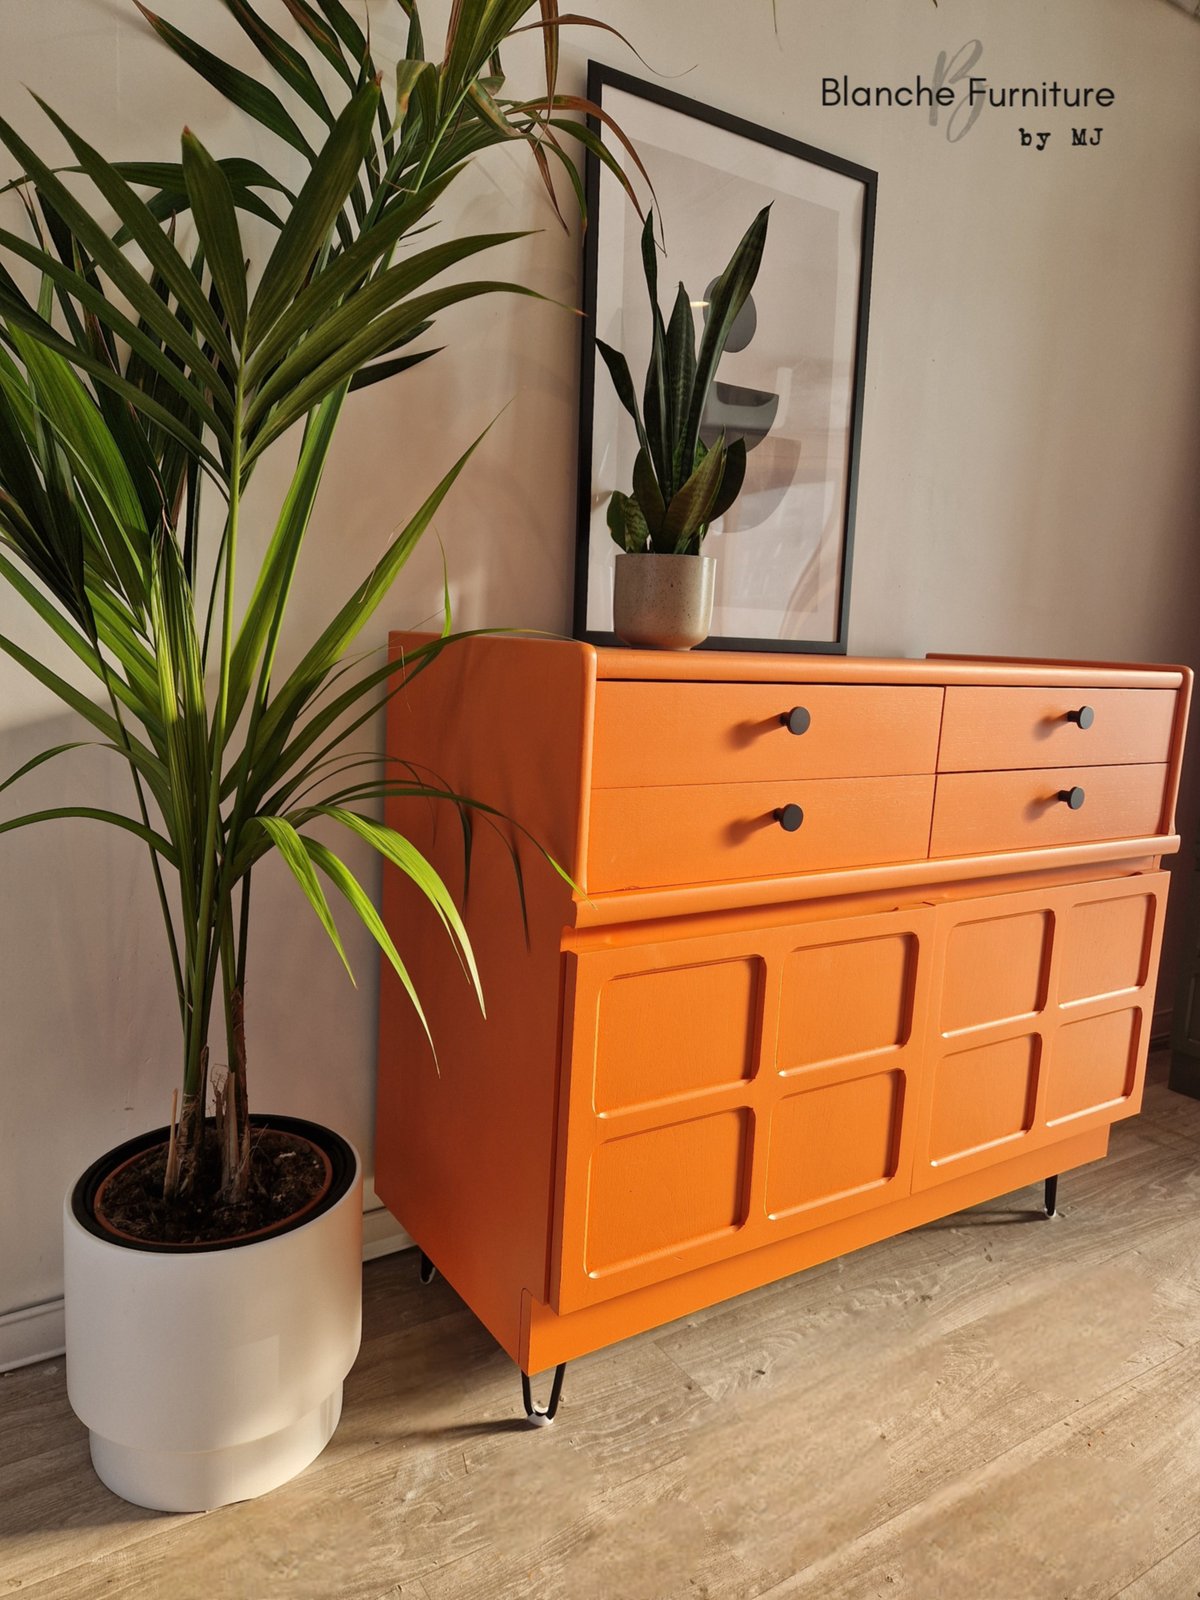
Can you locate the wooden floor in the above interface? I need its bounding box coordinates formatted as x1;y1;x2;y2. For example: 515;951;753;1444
4;1053;1200;1599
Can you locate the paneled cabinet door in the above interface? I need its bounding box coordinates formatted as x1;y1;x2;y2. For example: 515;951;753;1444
550;908;936;1315
910;872;1169;1193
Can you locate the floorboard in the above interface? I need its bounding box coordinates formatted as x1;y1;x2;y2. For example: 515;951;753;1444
2;1054;1197;1599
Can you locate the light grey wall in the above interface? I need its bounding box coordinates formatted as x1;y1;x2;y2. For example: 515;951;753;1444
2;0;1198;1323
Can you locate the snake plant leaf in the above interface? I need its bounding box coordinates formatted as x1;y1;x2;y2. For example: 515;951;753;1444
303;835;434;1050
605;489;628;550
640;223;673;495
631;447;665;534
607;489;649;553
640;208;660;320
664;281;697;487
708;435;747;523
681;204;770;475
180;132;248;344
247;81;382;347
258;815;354;980
133;3;314;158
663;432;728;552
595;339;650;462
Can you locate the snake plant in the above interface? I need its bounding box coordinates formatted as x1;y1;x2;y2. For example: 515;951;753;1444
599;205;770;555
0;0;640;1212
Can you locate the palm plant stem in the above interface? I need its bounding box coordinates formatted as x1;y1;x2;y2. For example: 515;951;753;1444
94;637;186;1019
178;372;247;1187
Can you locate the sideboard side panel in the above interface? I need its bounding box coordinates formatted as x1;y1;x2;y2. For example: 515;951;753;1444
375;635;594;1360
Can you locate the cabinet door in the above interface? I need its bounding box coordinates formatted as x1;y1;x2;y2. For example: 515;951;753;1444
910;872;1168;1192
550;907;935;1314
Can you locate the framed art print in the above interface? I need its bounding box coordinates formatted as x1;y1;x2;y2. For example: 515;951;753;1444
573;64;877;653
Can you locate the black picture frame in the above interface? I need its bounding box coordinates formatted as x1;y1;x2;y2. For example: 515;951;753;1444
572;63;877;654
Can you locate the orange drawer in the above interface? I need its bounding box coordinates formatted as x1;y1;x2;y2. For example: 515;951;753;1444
587;776;935;892
937;687;1177;772
591;682;944;787
930;764;1167;858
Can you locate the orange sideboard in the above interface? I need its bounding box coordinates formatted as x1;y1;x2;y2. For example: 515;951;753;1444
374;638;1191;1380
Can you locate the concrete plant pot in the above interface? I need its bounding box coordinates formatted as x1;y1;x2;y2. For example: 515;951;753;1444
63;1115;362;1512
612;552;716;650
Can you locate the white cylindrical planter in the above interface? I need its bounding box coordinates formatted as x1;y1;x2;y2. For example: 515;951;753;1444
613;552;716;650
64;1118;362;1512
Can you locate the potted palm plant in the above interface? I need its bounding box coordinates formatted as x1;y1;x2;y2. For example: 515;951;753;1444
599;205;770;649
0;0;637;1511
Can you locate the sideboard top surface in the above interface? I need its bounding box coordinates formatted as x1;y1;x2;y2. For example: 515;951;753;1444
388;632;1189;691
589;645;1189;690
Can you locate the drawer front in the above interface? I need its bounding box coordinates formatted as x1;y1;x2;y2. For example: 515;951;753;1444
591;682;944;788
930;764;1167;859
587;776;936;893
937;687;1177;772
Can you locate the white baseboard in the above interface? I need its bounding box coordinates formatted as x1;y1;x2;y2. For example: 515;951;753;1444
1;1195;413;1374
363;1199;412;1261
0;1300;66;1373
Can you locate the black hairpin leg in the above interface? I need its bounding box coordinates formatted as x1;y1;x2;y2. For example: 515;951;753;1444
418;1250;437;1285
1044;1175;1059;1218
521;1363;567;1427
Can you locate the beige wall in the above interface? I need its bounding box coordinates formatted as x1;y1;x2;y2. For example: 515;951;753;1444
2;0;1198;1331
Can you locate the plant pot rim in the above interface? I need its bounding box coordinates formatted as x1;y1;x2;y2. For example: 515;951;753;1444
616;551;716;561
70;1114;357;1257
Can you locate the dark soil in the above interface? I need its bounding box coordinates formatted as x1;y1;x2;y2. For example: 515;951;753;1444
95;1129;330;1247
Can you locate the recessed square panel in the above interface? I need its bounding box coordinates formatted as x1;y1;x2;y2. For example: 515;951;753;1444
585;1110;749;1275
941;911;1049;1034
594;957;761;1113
929;1035;1039;1164
766;1072;902;1217
779;933;916;1072
1046;1009;1139;1124
1059;895;1152;1005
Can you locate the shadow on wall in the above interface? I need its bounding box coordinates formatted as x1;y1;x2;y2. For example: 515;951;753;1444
0;704;384;1318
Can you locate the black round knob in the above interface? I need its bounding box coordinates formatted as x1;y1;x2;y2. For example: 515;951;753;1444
1057;786;1086;810
1067;706;1095;729
774;804;805;832
781;706;811;736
